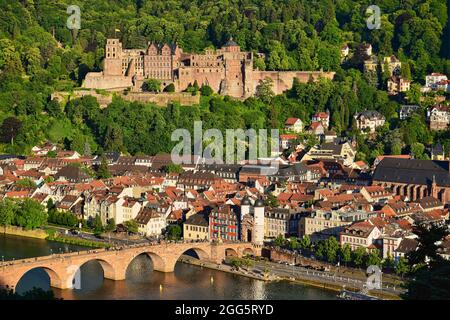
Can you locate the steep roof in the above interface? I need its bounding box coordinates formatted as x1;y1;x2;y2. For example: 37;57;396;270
223;39;239;47
285;117;301;125
373;158;450;187
185;213;209;227
395;238;418;254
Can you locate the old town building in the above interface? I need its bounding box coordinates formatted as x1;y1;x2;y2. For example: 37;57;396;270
183;213;209;241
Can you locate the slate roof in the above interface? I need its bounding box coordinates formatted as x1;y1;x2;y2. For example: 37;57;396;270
373;158;450;187
395;238;418;254
223;39;239;47
185;213;209;227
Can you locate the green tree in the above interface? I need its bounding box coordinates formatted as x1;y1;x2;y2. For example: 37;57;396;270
14;199;47;230
299;235;312;251
255;77;274;103
162;163;183;174
97;154;111;179
163;83;175;92
264;193;279;208
105;218;116;232
167;224;182;240
383;254;395;271
0;199;15;226
323;236;340;263
352;247;367;268
200;84;213;96
16;178;36;188
0;117;22;145
340;244;352;266
407;224;449;269
395;256;410;278
124;219;139;234
289;237;300;250
143;79;161;92
366;249;382;266
274;234;286;247
92;215;104;234
402;262;450;300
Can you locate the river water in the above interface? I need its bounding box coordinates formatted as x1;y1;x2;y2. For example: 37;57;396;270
0;234;337;300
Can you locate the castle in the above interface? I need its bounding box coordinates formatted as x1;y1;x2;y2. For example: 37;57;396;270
82;39;335;98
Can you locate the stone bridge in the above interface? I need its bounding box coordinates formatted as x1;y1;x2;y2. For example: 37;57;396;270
0;242;260;291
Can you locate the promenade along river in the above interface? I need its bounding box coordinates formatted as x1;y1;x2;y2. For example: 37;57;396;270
0;234;337;300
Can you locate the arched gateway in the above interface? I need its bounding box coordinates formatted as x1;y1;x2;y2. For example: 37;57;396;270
0;242;261;291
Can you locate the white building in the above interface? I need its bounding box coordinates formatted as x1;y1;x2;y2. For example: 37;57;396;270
284;118;304;133
426;73;448;89
354;110;385;133
135;207;166;237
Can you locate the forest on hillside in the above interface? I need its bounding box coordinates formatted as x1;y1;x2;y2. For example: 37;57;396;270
0;0;449;163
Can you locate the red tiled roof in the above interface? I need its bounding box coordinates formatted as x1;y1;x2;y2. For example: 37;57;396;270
285;118;301;125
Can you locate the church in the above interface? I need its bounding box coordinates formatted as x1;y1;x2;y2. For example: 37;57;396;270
372;157;450;204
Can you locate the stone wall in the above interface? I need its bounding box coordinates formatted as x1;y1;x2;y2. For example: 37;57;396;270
252;71;336;95
51;90;200;108
122;92;200;106
262;247;331;269
1;225;48;239
83;72;132;90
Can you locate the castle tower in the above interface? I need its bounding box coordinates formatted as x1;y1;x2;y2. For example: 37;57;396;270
253;198;265;245
240;196;250;220
104;39;123;76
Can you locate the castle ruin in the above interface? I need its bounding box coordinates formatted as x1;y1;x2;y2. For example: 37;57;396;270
82;39;335;98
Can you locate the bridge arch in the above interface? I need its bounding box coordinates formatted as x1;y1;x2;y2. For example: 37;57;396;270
225;248;239;258
15;266;63;292
242;247;255;256
76;258;117;281
178;247;210;261
125;250;168;273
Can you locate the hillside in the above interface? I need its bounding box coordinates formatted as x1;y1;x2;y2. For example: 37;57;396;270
0;0;449;161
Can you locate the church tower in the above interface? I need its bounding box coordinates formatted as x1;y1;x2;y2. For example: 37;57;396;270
253;198;265;245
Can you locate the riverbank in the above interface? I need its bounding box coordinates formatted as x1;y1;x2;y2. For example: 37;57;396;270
179;256;275;282
1;226;109;249
1;226;47;239
45;234;110;248
180;256;402;300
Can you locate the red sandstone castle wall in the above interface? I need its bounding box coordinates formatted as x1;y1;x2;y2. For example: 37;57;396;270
83;73;132;90
252;71;336;95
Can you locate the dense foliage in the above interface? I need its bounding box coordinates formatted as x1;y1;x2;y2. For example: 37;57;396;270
0;0;448;161
0;198;47;230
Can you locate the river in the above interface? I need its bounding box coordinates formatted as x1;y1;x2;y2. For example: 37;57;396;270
0;234;337;300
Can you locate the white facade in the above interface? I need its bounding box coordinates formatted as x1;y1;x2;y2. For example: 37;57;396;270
254;204;265;245
426;73;448;89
